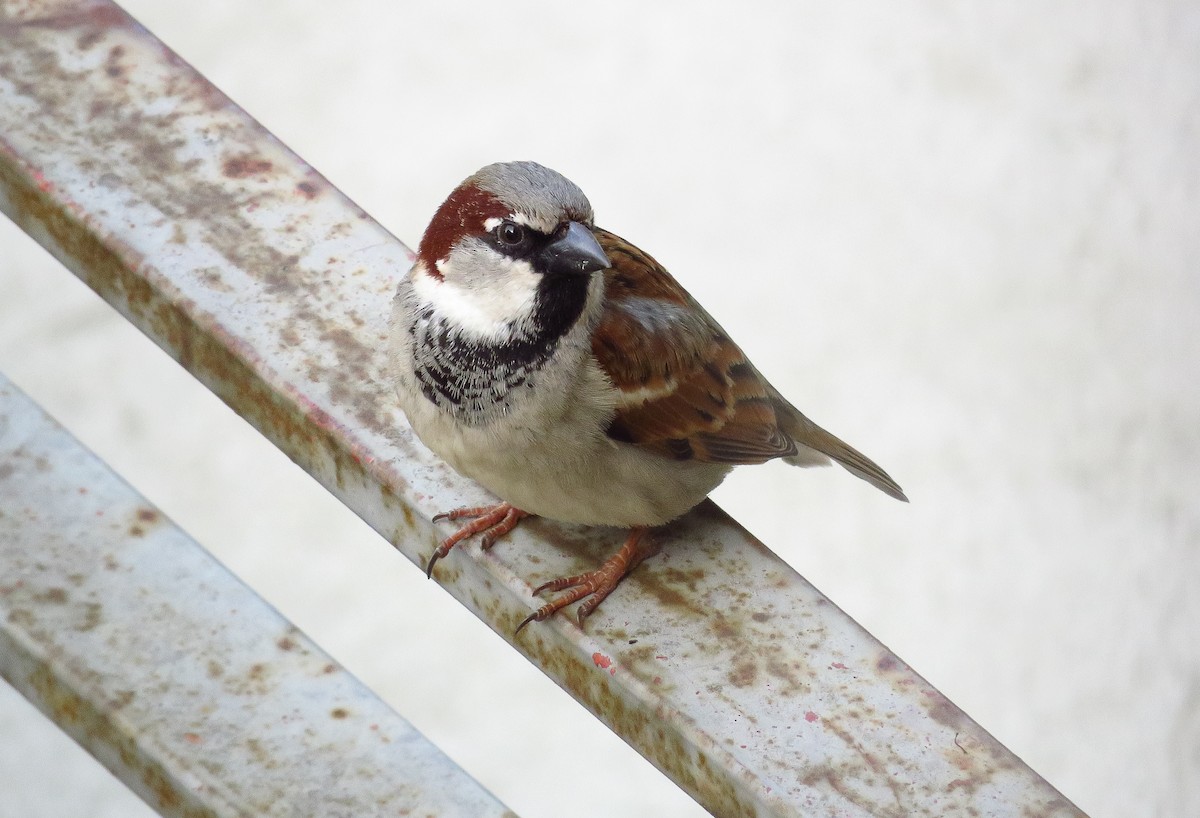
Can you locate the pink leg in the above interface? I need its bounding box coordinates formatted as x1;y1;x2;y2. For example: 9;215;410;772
426;502;530;577
516;527;655;632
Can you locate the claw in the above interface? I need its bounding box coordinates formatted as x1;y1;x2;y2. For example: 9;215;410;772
513;528;654;634
425;502;528;578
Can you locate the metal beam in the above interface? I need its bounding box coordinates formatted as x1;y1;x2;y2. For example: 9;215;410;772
0;375;518;817
0;2;1087;815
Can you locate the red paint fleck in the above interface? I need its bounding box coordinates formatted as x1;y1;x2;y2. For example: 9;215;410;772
832;662;848;670
804;711;819;723
656;655;668;660
653;676;662;685
182;732;202;744
592;652;612;670
31;169;54;193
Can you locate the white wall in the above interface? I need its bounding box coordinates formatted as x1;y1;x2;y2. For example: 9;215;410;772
1;2;1196;816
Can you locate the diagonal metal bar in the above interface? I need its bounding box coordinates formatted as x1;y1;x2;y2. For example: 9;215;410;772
0;2;1087;816
0;374;519;818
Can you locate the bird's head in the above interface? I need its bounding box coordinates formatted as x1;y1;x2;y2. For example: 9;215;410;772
411;161;611;341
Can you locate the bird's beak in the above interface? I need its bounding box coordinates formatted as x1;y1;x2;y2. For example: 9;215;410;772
536;222;610;276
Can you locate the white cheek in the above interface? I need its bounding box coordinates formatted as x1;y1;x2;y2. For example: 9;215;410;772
415;255;540;341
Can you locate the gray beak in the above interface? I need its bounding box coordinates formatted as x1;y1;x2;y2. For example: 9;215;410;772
537;221;610;276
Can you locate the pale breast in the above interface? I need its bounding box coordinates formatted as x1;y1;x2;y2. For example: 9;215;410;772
390;275;731;527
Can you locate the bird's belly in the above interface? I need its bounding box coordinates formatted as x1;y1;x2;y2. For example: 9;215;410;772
446;424;729;527
400;373;728;527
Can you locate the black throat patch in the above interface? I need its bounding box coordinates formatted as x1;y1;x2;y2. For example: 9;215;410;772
409;273;592;425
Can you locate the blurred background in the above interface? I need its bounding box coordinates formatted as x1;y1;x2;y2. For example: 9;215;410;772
1;1;1197;816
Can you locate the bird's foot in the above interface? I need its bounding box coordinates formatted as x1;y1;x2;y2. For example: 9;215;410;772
516;527;655;633
426;502;529;577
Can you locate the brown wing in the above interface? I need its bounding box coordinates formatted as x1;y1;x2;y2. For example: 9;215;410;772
590;227;908;499
591;227;797;464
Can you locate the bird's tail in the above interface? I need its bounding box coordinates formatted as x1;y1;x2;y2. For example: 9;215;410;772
771;390;908;502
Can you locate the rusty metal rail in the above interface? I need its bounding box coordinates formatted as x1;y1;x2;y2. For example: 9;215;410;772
0;1;1086;816
0;375;518;817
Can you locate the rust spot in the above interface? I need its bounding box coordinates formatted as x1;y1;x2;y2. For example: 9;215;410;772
710;614;740;641
322;664;337;674
279;326;301;347
77;30;103;50
876;654;898;672
245;737;269;765
198;266;234;292
206;660;224;679
36;587;69;604
104;45;125;78
18;4;132;32
0;463;14;480
330;707;349;719
657;565;706;593
925;691;968;732
728;660;757;688
141;756;183;812
222;155;273;179
75;601;102;632
277;636;297;651
296;180;318;199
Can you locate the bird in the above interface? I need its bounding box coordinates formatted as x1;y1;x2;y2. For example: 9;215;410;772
389;161;906;632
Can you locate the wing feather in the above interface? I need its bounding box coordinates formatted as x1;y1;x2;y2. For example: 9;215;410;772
592;227;794;465
590;226;907;501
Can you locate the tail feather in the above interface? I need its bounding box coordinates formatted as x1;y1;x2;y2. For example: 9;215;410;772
772;393;908;502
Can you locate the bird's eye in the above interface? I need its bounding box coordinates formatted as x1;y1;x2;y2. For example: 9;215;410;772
496;221;526;247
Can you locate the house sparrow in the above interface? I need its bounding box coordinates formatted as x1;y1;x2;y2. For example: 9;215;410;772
390;161;906;631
